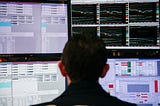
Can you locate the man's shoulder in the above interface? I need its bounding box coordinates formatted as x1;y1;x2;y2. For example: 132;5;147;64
50;94;137;106
31;97;137;106
31;82;137;106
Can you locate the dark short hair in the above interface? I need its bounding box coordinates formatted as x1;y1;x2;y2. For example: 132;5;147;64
61;33;107;82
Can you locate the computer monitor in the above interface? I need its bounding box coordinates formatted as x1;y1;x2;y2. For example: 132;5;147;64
0;55;66;106
99;57;160;106
0;0;70;54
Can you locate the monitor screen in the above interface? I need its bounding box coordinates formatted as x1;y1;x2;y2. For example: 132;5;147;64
0;59;66;106
99;58;160;106
0;0;70;54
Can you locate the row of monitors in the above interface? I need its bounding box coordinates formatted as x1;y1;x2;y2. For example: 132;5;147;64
72;26;159;46
0;0;159;54
72;2;159;24
0;52;159;106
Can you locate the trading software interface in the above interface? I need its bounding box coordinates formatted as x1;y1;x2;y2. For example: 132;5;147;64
99;58;160;106
0;1;68;54
71;1;159;48
0;61;65;106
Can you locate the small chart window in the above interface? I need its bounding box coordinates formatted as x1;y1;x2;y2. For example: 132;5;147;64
129;26;157;46
72;4;97;24
100;27;126;46
129;3;156;22
100;3;126;24
72;27;97;36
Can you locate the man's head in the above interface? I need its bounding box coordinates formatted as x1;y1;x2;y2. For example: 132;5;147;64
58;33;109;83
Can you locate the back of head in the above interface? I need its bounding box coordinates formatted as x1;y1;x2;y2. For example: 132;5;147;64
62;33;107;82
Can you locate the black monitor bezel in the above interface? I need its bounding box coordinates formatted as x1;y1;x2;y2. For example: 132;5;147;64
106;49;160;58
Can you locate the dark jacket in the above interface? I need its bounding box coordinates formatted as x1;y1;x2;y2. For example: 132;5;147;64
32;81;137;106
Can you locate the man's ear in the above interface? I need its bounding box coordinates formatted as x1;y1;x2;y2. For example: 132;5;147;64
100;64;110;78
58;60;67;77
